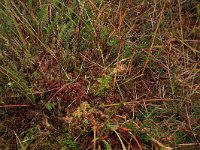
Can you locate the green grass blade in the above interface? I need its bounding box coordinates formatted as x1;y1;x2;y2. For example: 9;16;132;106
0;66;35;104
102;140;112;150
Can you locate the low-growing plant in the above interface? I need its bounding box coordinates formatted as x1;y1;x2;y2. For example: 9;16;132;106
0;0;199;149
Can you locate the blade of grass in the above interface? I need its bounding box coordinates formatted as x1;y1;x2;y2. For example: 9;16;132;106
0;66;35;104
112;129;126;150
142;1;166;73
0;104;30;108
102;140;112;150
175;35;200;54
3;1;28;51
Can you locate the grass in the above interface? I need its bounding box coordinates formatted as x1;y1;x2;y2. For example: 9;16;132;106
0;0;199;149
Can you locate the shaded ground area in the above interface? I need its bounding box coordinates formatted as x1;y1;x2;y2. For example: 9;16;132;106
0;0;200;149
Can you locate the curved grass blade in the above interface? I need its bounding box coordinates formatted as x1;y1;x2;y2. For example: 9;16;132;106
102;140;112;150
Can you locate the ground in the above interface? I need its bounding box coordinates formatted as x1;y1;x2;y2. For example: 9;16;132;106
0;0;200;149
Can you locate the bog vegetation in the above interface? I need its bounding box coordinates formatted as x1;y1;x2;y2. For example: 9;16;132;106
0;0;199;149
